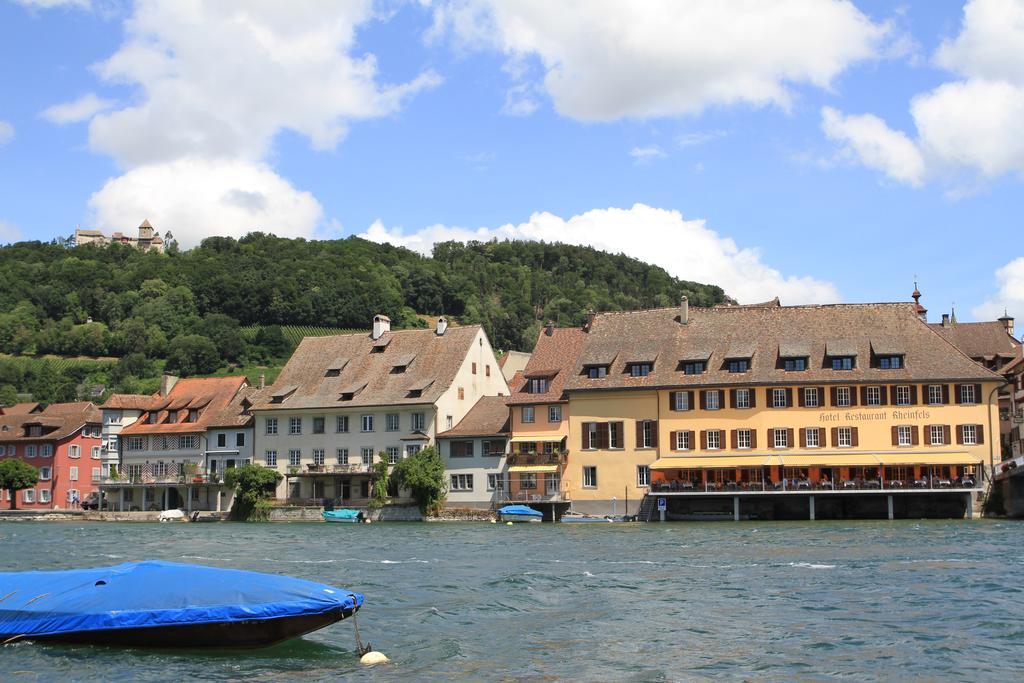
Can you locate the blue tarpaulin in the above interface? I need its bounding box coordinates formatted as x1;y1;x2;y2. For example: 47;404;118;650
323;509;361;520
497;505;543;517
0;561;363;638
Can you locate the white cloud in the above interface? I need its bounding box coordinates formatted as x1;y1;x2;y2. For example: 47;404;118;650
434;0;887;121
821;106;925;186
0;220;21;244
13;0;90;8
359;203;840;304
973;257;1024;323
0;120;13;146
629;145;666;163
88;158;323;247
822;0;1024;186
41;93;115;124
677;130;726;148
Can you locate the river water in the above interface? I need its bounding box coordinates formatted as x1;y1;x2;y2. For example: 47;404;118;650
1;520;1022;681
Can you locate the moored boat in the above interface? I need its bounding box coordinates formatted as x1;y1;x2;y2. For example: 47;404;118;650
322;509;362;523
560;512;615;523
497;504;543;523
0;560;363;648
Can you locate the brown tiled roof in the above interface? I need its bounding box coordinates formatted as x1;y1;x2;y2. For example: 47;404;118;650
0;402;42;416
252;326;482;411
929;321;1021;361
207;385;257;428
507;328;587;405
565;303;1002;393
102;394;161;410
120;376;248;435
437;396;509;438
0;402;99;443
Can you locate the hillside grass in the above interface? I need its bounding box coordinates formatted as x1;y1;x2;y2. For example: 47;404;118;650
239;324;367;348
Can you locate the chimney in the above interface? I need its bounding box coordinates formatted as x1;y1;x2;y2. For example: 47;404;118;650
160;374;178;397
545;320;555;336
941;313;950;326
680;296;689;325
583;309;596;332
436;316;448;336
372;314;391;340
258;374;266;390
999;310;1015;337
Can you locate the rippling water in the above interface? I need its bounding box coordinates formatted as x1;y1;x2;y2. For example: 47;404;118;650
2;520;1023;681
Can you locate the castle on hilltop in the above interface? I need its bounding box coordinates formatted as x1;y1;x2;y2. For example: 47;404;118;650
74;219;166;253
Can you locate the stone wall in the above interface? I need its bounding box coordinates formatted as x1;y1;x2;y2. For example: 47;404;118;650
366;505;423;522
428;507;495;522
0;509;84;522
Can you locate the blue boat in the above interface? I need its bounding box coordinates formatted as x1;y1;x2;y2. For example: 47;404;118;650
0;560;363;648
497;504;543;523
323;509;362;523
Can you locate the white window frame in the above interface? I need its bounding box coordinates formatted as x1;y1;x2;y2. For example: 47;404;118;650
336;448;349;464
962;424;977;446
450;473;473;491
637;465;650;487
706;430;721;450
336;415;349;433
91;446;101;459
641;420;655;448
960;384;976;404
866;386;881;406
674;392;690;411
804;387;819;408
265;450;278;467
69;445;81;458
930;425;944;446
705;390;720;410
837;427;852;448
91;467;101;482
361;415;374;432
772;388;787;408
69;466;79;481
736;389;750;409
928;385;943;405
313;449;325;466
288;417;302;435
548;405;562;423
487;473;505;491
582;466;598;488
737;429;751;449
39;466;52;480
288;449;301;466
836;387;852;407
676;431;690;451
773;429;789;449
26;444;38;458
897;425;912;447
805;428;820;448
411;413;425;432
521;406;535;424
361;448;373;466
23;489;35;503
266;418;278;435
385;414;400;432
39;488;51;504
896;385;911;406
387;446;400;465
41;444;53;457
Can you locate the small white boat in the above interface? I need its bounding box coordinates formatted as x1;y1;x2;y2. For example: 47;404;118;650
560;512;615;523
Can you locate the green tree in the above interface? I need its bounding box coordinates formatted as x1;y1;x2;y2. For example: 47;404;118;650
0;459;39;510
253;324;290;359
165;334;221;376
389;446;446;514
367;459;390;509
0;383;18;406
200;313;246;363
224;464;283;521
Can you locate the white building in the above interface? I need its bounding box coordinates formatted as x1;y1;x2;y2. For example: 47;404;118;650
437;396;510;509
250;315;509;503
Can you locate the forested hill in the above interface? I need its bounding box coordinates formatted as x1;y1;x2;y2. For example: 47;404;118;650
0;234;727;356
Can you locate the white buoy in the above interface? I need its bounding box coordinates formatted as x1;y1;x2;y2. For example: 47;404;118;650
361;651;390;666
506;521;513;526
489;519;496;524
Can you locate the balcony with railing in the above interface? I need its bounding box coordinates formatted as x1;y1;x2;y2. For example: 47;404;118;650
506;451;567;468
102;463;225;486
287;463;372;476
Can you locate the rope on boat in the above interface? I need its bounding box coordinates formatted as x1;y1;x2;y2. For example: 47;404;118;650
348;594;371;656
1;634;25;645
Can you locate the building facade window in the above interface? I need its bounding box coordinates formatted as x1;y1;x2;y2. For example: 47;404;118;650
266;418;278;435
361;415;374;432
831;357;854;370
458;387;465;400
528;378;549;393
217;433;227;448
772;389;788;408
450;474;473;491
804;387;820;408
69;466;79;481
896;386;911;406
288;450;301;466
629;363;652;377
386;414;400;432
265;450;277;467
361;448;373;465
288;417;302;435
705;390;721;410
26;445;38;458
866;386;881;406
313;417;325;434
41;444;54;457
727;359;748;374
518;473;536;490
39;466;52;480
928;385;943;405
930;425;945;445
674;392;691;411
736;389;751;409
773;429;789;449
737;429;751;449
236;433;245;448
336;415;349;433
683;361;705;375
487;473;504;491
387;447;400;464
837;427;853;447
178;435;199;450
69;445;80;458
960;384;976;404
706;430;721;450
337;448;349;464
125;436;145;451
784;358;807;371
587;366;608;379
836;387;852;407
640;421;655;448
411;413;426;431
582;466;597;488
805;428;820;448
898;426;912;446
23;489;35;503
548;405;562;422
313;449;325;466
521;406;535;424
406;444;422;457
879;355;902;369
446;416;453;430
40;489;51;503
962;424;977;445
637;465;651;487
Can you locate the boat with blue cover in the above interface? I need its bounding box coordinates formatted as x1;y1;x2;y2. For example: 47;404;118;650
0;560;363;648
497;504;543;523
323;509;362;523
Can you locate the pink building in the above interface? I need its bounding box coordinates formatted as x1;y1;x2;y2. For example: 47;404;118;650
0;402;102;509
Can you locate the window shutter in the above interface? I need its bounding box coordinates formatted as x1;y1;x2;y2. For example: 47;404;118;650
615;422;625;449
891;426;898;446
911;426;919;445
910;385;919;404
650;422;658;448
851;387;859;406
687;430;695;450
956;425;964;445
700;430;708;450
669;431;677;451
925;425;934;446
635;421;643;448
786;428;794;447
954;384;964;404
830;387;838;406
749;429;757;448
749;389;757;408
860;386;869;405
730;429;738;449
686;391;695;410
597;423;610;449
668;392;676;411
974;384;982;403
729;390;737;409
879;386;888;405
784;388;792;407
977;424;985;444
768;428;776;449
942;425;951;445
817;387;825;406
582;424;590;450
700;390;707;409
851;427;859;447
799;428;807;447
830;427;838;446
798;389;806;407
941;385;950;404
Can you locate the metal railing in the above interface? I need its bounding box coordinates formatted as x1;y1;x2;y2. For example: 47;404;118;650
651;478;981;493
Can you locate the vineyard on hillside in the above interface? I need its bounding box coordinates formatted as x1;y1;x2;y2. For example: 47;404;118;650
239;325;367;348
0;354;116;374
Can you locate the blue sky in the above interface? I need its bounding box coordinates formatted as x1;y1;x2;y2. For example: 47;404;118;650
1;0;1023;323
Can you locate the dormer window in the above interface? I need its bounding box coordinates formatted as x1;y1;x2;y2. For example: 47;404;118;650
831;356;855;371
878;355;903;369
146;412;158;424
185;409;198;423
585;365;608;379
528;378;550;393
390;353;415;375
682;361;706;375
29;425;42;437
727;360;748;374
406;389;422;398
371;337;392;353
628;363;652;377
166;410;177;423
783;358;806;371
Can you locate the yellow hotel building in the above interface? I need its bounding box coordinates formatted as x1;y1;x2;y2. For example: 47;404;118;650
562;298;1002;520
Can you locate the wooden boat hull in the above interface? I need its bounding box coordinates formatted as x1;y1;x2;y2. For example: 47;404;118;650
20;604;358;648
499;514;542;523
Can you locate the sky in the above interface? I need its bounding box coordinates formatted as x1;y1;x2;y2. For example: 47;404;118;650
1;0;1023;324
